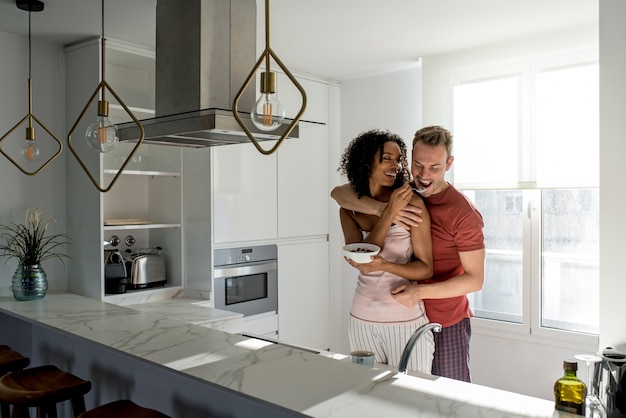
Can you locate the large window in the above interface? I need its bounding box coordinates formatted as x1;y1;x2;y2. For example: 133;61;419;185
452;56;599;339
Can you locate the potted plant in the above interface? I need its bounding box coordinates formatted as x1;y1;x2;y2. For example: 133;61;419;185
0;208;71;301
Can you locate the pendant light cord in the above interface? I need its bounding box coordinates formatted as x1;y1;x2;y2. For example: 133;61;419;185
28;9;31;80
0;0;64;176
264;0;270;72
27;8;33;122
101;0;104;39
100;0;106;102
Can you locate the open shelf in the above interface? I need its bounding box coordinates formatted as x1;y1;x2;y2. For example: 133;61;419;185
104;169;180;177
104;223;181;231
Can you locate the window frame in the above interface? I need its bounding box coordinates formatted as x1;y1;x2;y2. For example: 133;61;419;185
449;49;599;351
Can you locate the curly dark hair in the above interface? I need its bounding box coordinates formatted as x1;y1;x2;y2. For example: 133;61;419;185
338;129;410;198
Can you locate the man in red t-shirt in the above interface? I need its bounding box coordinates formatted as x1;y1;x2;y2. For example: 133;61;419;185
331;125;485;382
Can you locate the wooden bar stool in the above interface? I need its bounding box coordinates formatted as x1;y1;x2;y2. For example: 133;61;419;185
0;364;91;418
77;400;171;418
0;346;30;418
0;346;30;376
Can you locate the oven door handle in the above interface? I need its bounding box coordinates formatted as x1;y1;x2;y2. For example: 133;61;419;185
213;261;277;279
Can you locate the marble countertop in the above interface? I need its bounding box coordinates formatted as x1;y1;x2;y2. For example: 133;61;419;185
128;297;243;333
0;293;573;418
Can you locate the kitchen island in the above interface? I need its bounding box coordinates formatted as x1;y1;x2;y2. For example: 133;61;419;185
0;293;574;418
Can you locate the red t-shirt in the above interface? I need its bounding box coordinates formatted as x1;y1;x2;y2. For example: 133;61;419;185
422;184;485;327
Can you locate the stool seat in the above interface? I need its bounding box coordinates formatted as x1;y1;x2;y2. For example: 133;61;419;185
77;400;170;418
0;365;91;418
0;347;30;376
0;347;30;418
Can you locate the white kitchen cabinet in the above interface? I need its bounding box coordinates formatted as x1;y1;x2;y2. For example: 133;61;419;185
278;72;329;124
242;311;280;339
211;141;278;245
202;72;333;352
275;74;330;238
274;77;331;350
277;240;330;350
65;38;183;302
181;148;213;293
274;75;332;349
211;76;329;245
277;121;329;239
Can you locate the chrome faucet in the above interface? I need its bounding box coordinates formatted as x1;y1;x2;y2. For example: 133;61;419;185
398;322;442;374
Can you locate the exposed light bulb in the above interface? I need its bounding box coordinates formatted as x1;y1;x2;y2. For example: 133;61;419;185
251;72;285;132
86;101;119;153
251;93;285;131
19;138;40;162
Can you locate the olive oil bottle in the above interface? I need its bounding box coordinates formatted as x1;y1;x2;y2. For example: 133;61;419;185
554;359;586;415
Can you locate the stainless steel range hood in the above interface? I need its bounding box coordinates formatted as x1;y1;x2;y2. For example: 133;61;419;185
118;0;298;147
117;108;299;148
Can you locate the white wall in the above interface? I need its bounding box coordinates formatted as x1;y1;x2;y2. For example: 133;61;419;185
339;64;422;145
599;0;626;351
331;64;422;354
0;31;67;293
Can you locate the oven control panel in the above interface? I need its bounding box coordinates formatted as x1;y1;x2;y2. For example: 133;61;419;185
214;244;277;267
234;251;256;264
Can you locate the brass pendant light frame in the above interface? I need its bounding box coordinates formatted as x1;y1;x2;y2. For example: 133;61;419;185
0;2;62;176
232;0;307;155
67;1;144;193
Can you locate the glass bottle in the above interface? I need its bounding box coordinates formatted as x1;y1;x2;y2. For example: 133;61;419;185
554;359;586;415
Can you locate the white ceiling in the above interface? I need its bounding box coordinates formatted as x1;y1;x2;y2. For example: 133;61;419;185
0;0;598;82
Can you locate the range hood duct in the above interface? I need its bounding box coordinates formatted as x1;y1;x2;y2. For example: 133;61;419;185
117;0;298;147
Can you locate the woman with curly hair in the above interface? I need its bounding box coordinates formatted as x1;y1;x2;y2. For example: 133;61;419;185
338;129;434;374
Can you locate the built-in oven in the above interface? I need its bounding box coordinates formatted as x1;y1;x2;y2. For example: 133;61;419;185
213;244;278;338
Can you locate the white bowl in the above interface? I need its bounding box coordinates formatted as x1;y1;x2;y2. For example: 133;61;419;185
343;243;381;263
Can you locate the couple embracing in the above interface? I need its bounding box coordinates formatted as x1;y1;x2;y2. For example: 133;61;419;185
332;125;485;382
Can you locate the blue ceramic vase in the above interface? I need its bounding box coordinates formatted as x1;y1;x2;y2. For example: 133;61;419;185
11;264;48;301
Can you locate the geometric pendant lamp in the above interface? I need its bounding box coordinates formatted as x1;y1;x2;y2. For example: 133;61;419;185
232;0;307;156
0;0;62;175
67;0;144;193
